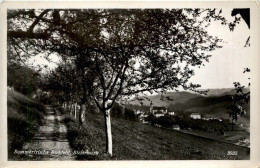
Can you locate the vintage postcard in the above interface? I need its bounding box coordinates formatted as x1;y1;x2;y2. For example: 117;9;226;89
0;1;259;168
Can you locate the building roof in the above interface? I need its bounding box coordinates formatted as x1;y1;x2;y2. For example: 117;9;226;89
154;111;164;115
190;113;200;115
153;106;167;110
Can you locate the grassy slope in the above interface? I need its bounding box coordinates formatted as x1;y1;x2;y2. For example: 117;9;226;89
7;89;45;160
64;109;249;160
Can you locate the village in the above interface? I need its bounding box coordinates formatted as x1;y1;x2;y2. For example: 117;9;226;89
136;102;222;126
129;101;250;148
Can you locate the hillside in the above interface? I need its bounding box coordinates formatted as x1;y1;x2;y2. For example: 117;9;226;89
128;88;250;125
200;88;250;97
170;95;250;127
201;88;234;96
7;89;45;160
63;109;250;160
129;91;202;106
129;88;250;106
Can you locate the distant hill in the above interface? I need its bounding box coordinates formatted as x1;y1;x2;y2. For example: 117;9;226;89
129;88;250;107
201;88;250;97
168;95;250;121
129;91;202;106
202;88;234;96
128;88;250;125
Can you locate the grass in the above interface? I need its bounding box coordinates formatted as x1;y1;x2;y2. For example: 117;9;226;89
62;108;250;160
7;89;45;160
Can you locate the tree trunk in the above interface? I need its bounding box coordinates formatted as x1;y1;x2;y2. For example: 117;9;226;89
70;103;74;116
64;102;67;111
74;102;77;119
77;104;81;120
104;108;113;156
68;101;72;112
122;104;125;119
79;104;86;125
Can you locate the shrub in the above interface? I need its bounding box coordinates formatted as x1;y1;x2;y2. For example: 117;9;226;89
147;115;230;132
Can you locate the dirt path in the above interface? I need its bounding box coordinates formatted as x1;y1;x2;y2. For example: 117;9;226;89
22;106;75;160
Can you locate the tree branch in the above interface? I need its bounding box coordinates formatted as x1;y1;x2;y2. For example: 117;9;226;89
8;31;50;39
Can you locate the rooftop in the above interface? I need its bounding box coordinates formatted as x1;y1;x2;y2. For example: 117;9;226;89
153;106;167;110
190;113;200;115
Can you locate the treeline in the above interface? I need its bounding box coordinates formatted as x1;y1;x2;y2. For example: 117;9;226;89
7;62;54;104
7;62;41;96
146;115;232;133
125;104;150;113
110;103;137;121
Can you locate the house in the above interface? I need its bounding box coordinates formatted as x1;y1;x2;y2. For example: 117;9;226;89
139;112;149;123
172;125;180;130
142;120;149;124
149;102;168;114
151;106;167;114
152;107;167;114
135;110;142;115
168;111;175;116
190;113;201;119
139;113;149;121
139;113;149;118
154;112;164;118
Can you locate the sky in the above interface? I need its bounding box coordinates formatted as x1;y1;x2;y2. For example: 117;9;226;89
189;9;250;89
27;53;60;71
27;8;251;90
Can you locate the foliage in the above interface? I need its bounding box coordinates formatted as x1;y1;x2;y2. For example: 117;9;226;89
147;115;232;132
110;103;137;121
125;104;150;112
228;75;250;124
7;9;225;100
7;62;41;96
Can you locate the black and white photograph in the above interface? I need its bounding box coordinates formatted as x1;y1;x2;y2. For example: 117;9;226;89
1;2;259;166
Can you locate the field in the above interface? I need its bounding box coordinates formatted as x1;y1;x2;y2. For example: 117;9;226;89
7;89;45;160
63;108;250;160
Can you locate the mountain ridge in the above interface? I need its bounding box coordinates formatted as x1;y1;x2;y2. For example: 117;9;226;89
127;88;250;125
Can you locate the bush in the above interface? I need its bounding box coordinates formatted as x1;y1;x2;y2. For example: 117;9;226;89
111;103;137;121
147;115;231;132
62;113;106;160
